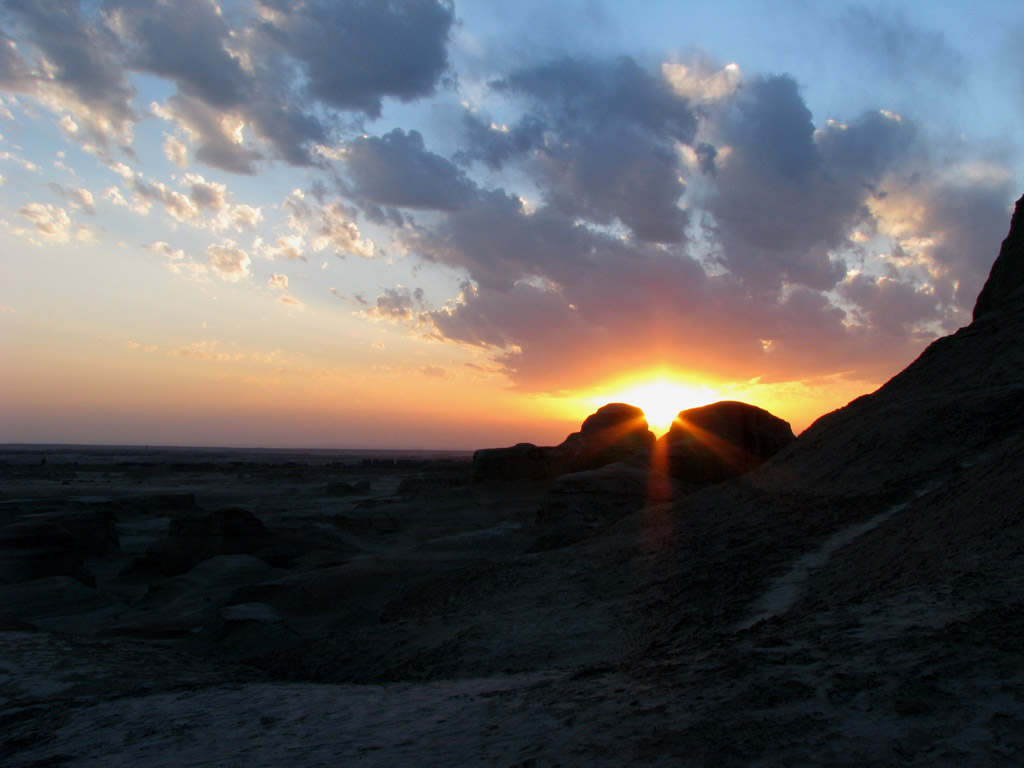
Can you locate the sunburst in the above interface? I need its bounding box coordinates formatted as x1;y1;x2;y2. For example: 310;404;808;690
600;377;719;435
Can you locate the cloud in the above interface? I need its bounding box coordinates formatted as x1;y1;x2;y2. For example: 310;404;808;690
310;200;376;258
837;274;941;337
149;240;185;261
153;94;263;175
182;172;227;211
4;0;136;145
864;170;1016;312
163;133;188;167
4;0;455;174
343;129;475;211
280;189;371;256
122;0;452;170
257;0;454;118
115;169;261;230
1;10;1016;405
206;239;251;281
228;204;262;230
15;202;73;241
45;181;96;214
362;285;424;321
403;189;611;292
460;56;698;243
262;235;306;261
0;30;33;90
419;364;450;380
69;186;95;214
391;56;1015;395
265;270;304;305
108;0;247;108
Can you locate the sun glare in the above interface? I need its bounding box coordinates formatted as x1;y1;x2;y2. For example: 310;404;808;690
602;378;719;435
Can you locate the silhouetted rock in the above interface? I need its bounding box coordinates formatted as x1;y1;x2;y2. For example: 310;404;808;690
974;193;1024;320
156;508;270;576
660;400;795;484
473;403;655;482
564;403;656;470
473;442;570;482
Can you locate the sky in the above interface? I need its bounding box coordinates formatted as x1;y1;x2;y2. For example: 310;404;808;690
2;0;1023;449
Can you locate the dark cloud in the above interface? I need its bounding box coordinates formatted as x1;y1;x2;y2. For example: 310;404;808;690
418;242;920;393
397;60;1014;394
109;0;246;108
345;129;475;211
817;110;918;178
500;56;696;141
2;0;455;171
723;75;817;181
839;274;941;337
0;30;32;89
455;114;545;171
405;189;610;292
705;81;923;291
365;285;424;321
245;95;329;166
401;177;852;389
461;56;697;243
4;0;136;138
255;0;454;117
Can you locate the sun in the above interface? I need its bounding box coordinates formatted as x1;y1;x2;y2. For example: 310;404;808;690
602;377;719;435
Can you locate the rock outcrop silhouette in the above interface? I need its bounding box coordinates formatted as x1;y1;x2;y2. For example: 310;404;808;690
472;402;654;481
973;193;1024;319
661;400;795;483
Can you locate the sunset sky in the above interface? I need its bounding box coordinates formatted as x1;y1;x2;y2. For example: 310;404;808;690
2;0;1023;449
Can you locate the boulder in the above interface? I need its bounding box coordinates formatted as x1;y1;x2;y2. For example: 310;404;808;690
661;400;795;484
473;403;655;482
973;193;1024;319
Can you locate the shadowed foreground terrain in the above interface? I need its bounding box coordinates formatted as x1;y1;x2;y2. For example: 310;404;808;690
3;198;1024;765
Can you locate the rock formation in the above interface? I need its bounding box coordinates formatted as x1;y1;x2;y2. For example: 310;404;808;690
0;508;120;587
154;508;269;576
562;402;655;470
472;442;569;482
473;403;654;481
973;193;1024;319
660;400;796;483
